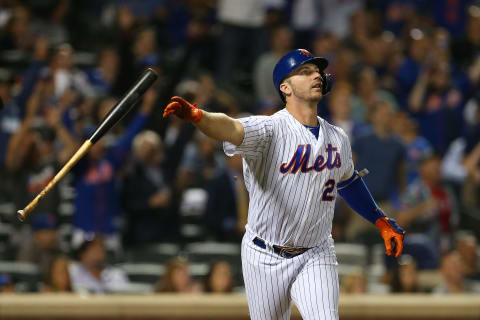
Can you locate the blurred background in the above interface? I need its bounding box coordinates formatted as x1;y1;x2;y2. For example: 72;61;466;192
0;0;479;317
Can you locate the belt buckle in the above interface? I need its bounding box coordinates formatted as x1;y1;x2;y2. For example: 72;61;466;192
274;245;308;258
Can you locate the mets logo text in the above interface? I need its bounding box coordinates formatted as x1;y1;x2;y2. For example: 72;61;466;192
280;144;341;174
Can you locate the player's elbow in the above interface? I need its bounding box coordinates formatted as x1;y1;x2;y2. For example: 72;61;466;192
228;120;245;146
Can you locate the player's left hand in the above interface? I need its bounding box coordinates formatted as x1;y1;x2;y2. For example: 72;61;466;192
163;96;203;123
375;216;405;258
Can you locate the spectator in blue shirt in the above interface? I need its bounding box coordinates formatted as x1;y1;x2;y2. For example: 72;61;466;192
393;111;434;185
70;89;156;251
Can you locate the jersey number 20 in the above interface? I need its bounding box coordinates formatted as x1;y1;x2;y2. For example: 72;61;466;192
322;179;335;201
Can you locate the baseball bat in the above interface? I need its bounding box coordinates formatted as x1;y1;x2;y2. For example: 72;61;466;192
17;68;158;221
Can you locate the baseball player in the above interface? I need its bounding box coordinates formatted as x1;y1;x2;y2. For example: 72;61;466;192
163;49;405;320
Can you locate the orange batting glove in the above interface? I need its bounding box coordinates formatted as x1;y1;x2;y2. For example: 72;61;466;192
163;96;203;123
375;216;405;258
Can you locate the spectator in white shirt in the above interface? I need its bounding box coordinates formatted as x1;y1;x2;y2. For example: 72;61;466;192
69;234;130;294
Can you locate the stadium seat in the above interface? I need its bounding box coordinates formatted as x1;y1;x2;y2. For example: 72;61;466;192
124;243;182;264
184;242;240;262
0;261;41;292
117;263;164;284
0;224;14;260
185;242;242;282
334;243;368;267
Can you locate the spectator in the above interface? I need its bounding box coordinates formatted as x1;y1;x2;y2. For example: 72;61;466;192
6;79;76;218
155;257;201;293
348;101;406;243
30;0;71;46
341;9;369;55
311;32;339;70
69;235;130;294
455;231;480;281
462;141;480;237
351;66;398;123
326;81;368;141
176;130;225;191
397;153;459;257
432;251;480;294
287;0;324;48
389;255;420;293
0;71;16;165
442;137;469;182
451;2;480;70
204;260;234;293
0;5;35;52
112;5;139;95
408;60;465;155
253;25;293;109
86;47;120;96
215;0;271;93
41;255;72;292
160;75;238;182
48;43;96;98
340;269;367;294
121;130;175;246
393;112;434;185
0;72;17;202
70;89;155;252
204;154;246;242
327;48;357;85
16;213;62;281
395;27;432;107
353;101;406;202
132;27;159;73
318;0;363;40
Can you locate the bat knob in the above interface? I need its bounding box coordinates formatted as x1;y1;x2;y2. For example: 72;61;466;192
17;210;25;222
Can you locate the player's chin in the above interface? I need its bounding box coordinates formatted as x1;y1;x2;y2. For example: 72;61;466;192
310;90;323;101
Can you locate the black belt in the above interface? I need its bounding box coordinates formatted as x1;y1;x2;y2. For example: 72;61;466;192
253;237;310;259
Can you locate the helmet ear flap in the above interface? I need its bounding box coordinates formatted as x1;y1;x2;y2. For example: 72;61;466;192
321;73;333;95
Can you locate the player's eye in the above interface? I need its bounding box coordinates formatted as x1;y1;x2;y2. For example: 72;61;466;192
298;68;319;76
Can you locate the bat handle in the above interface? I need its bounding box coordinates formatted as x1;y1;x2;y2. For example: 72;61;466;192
16;210;26;221
17;176;59;221
16;140;93;221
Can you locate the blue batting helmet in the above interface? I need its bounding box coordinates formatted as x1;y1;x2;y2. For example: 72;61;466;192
273;49;330;102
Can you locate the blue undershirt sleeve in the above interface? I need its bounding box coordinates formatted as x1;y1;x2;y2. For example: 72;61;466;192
337;170;386;224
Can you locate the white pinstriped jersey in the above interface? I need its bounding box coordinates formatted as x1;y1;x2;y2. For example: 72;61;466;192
224;108;353;248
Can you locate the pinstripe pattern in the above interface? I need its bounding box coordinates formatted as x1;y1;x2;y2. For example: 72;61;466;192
242;230;339;320
224;109;353;247
225;108;350;320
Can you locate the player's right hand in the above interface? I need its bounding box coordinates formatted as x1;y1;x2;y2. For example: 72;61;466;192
163;96;203;123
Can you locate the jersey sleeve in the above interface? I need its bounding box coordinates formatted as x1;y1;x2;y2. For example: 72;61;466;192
223;115;273;159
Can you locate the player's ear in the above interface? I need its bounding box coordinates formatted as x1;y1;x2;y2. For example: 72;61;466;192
279;81;292;98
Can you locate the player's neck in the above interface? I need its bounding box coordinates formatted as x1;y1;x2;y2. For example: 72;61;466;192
285;101;318;126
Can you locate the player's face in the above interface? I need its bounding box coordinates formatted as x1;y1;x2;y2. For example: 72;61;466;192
284;63;323;102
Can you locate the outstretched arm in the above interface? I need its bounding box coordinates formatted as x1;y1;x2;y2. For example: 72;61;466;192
163;96;244;146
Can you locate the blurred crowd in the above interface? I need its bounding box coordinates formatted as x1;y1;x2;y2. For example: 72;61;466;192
0;0;479;295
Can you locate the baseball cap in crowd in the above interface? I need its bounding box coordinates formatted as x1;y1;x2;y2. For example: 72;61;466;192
71;231;105;260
